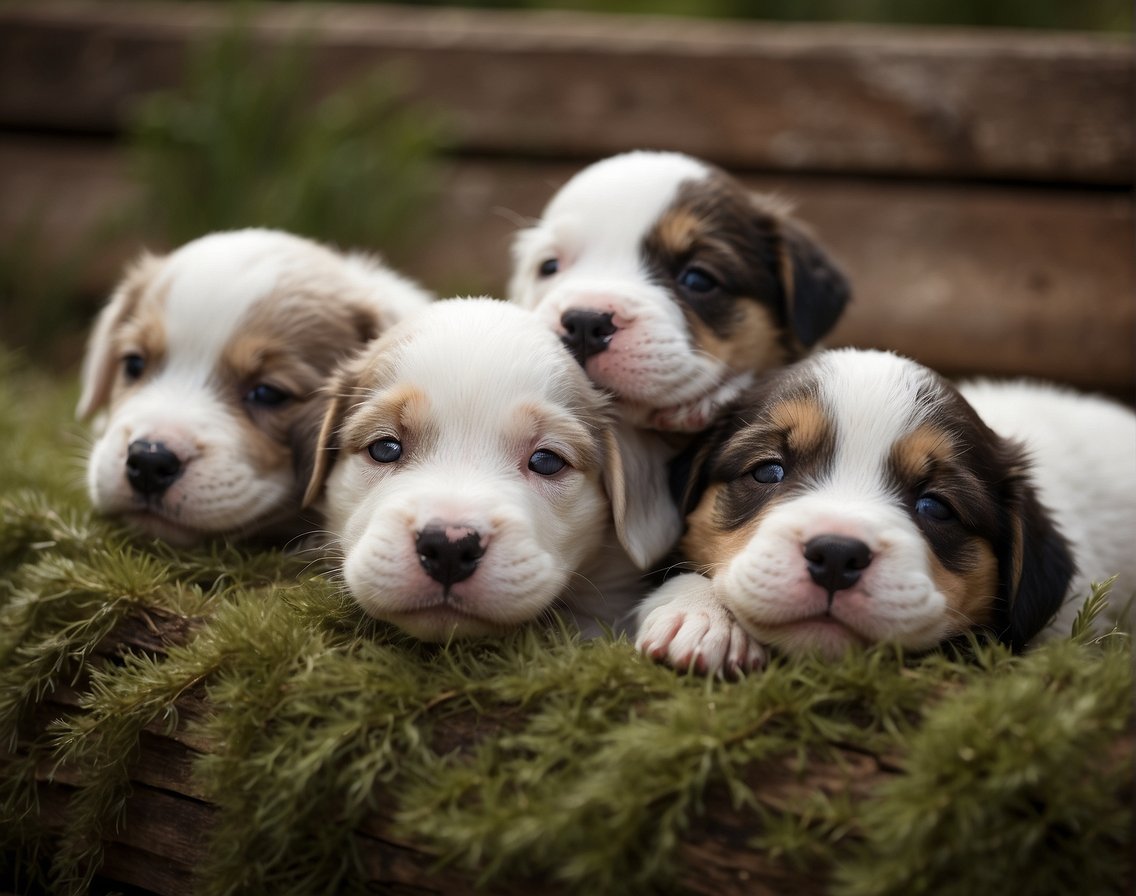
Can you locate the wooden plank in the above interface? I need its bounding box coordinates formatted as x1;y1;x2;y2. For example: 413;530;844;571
0;1;1130;184
1;138;1130;393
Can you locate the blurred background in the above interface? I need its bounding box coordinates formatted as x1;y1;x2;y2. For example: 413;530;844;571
0;0;1131;395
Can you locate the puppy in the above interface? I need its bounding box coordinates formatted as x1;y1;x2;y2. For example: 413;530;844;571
636;349;1136;674
303;298;677;641
78;228;431;544
509;150;850;433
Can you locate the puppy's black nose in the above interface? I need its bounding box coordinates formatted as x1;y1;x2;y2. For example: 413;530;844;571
804;535;872;596
416;526;485;588
560;309;616;366
125;440;183;498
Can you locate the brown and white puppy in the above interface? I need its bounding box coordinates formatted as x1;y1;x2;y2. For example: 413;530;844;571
509;150;850;433
304;298;677;641
636;349;1136;675
79;228;432;544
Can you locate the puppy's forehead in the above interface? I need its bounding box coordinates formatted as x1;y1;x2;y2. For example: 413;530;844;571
150;230;341;362
816;351;942;446
543;152;710;252
383;299;604;413
725;351;947;473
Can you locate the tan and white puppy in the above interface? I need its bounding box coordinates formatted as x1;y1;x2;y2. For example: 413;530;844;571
79;228;431;544
509;150;850;433
636;349;1136;675
304;298;677;641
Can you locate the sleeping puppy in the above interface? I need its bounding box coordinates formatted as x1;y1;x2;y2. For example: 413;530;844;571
508;150;850;432
635;349;1136;675
303;298;677;641
78;228;431;545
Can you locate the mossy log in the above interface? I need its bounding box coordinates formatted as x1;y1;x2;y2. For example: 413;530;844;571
20;610;881;895
9;598;1131;896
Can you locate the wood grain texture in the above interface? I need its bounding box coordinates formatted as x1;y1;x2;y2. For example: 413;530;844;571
2;138;1131;392
0;1;1130;184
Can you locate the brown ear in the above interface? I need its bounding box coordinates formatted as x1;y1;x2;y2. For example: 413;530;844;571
775;217;850;349
601;421;682;570
301;361;358;509
76;252;163;420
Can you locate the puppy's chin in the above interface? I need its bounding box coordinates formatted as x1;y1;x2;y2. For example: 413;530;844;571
378;605;516;642
731;613;869;661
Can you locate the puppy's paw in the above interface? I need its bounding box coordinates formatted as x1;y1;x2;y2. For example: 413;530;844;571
634;574;766;677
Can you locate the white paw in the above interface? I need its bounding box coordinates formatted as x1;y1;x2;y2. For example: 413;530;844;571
634;574;766;677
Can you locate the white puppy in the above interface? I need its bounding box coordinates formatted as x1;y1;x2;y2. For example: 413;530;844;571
636;349;1136;675
509;150;850;433
79;228;431;544
304;298;678;641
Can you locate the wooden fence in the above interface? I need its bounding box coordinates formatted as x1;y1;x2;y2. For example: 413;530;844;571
0;1;1132;393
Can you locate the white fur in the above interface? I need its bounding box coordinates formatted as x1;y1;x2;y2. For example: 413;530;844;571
637;350;1136;673
81;228;431;543
316;298;674;642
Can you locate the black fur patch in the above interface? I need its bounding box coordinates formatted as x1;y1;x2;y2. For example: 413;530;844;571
640;169;850;358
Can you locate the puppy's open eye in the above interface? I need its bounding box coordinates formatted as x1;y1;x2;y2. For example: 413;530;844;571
915;494;954;522
245;383;292;407
122;353;146;381
538;258;560;278
528;449;567;476
678;266;719;295
367;438;403;464
751;461;786;484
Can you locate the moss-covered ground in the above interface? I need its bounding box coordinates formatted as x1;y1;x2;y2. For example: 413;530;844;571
1;354;1131;895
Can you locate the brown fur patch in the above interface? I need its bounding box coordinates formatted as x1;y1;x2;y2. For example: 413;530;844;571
653;207;706;258
508;400;604;475
686;302;788;373
682;482;763;575
340;384;433;455
929;539;999;636
891;424;960;485
771;397;829;460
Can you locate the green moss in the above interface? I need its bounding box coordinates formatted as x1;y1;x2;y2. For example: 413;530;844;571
1;357;1132;894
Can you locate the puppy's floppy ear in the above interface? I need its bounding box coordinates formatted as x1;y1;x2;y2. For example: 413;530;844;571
775;217;850;349
76;251;163;420
994;441;1075;651
601;422;683;570
299;306;390;507
302;355;367;509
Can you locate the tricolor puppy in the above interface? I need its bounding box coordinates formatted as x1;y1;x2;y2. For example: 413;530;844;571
79;228;431;544
304;298;676;641
636;349;1136;674
509;150;850;432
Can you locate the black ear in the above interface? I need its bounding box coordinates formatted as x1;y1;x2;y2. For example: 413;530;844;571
994;444;1076;651
669;413;738;520
777;219;851;348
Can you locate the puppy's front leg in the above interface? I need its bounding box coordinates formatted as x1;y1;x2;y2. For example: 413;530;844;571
634;573;766;677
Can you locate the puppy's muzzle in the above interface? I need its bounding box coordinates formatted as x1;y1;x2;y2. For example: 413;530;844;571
125;440;184;498
415;525;485;588
804;535;872;601
560;309;616;367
